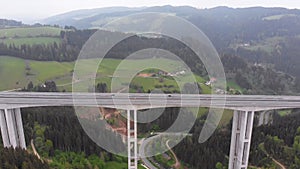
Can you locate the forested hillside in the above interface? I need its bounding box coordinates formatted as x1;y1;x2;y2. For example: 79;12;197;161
0;19;23;28
1;105;299;168
42;6;300;79
173;109;300;168
0;147;49;169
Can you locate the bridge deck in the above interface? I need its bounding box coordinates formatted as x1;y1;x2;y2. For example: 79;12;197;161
0;92;299;110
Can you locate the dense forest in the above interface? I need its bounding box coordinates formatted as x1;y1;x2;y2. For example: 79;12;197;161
1;105;299;168
0;147;49;169
0;29;95;62
233;37;300;79
221;54;298;95
0;19;23;28
173;109;300;169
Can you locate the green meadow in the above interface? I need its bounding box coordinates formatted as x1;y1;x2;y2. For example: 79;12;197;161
0;37;61;46
0;26;62;38
0;26;63;46
0;56;212;92
0;56;73;90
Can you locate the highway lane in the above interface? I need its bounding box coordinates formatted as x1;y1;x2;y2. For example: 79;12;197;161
0;92;299;110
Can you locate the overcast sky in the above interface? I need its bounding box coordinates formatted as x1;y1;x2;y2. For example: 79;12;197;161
1;0;300;23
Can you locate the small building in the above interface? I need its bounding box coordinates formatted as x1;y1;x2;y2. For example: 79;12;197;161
205;77;217;86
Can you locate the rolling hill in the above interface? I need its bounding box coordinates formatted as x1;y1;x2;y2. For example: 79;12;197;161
0;26;63;47
41;6;300;79
0;55;213;94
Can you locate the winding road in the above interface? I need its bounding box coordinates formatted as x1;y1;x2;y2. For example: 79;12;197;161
166;140;181;169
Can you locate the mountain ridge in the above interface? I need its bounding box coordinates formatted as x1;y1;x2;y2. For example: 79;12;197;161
41;5;300;28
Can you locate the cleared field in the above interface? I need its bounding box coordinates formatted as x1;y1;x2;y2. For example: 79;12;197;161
227;80;242;91
219;109;234;126
278;109;292;116
73;58;210;94
0;56;230;95
104;162;145;169
241;36;285;54
0;56;27;91
262;14;296;21
29;60;74;83
0;26;62;38
0;56;74;91
0;37;62;46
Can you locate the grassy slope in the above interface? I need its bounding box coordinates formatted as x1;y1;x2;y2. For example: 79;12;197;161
278;109;292;116
0;37;61;46
0;26;63;46
0;26;62;38
262;14;296;21
57;58;209;93
227;80;242;91
241;36;285;54
0;56;204;90
0;56;74;90
0;56;27;90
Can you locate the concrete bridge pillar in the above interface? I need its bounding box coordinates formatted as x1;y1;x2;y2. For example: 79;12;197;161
257;111;266;126
0;108;26;149
257;110;273;126
229;110;255;169
127;109;138;169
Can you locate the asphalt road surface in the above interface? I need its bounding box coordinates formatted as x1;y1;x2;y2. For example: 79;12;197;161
0;92;299;111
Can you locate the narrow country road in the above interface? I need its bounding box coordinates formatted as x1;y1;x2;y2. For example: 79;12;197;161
166;140;181;169
272;157;286;169
31;139;42;162
261;143;286;169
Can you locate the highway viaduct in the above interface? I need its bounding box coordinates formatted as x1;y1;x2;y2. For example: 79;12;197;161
0;92;300;169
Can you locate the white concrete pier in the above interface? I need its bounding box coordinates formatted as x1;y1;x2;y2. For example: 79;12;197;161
127;109;138;169
0;108;26;149
229;110;255;169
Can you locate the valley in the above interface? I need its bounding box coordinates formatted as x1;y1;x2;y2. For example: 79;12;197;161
0;4;300;169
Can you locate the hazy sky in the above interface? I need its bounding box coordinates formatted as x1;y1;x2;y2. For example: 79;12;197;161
1;0;300;22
